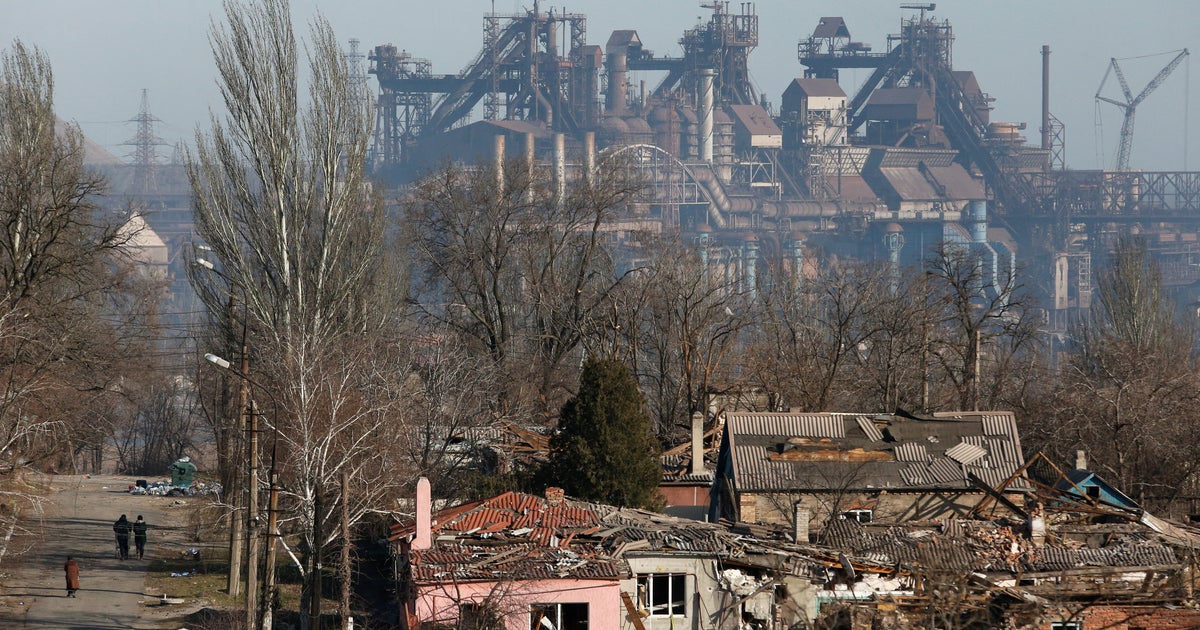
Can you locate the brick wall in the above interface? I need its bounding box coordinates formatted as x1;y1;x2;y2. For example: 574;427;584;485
1035;605;1200;630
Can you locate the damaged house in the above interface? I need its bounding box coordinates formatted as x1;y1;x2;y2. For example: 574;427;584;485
709;411;1031;535
390;479;835;630
809;458;1200;630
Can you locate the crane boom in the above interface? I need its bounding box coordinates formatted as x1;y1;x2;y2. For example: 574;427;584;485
1095;48;1190;170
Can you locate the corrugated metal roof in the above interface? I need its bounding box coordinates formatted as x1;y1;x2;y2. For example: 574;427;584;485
856;415;885;442
727;413;846;438
981;414;1013;436
946;442;987;466
895;442;930;463
723;411;1028;494
927;458;966;485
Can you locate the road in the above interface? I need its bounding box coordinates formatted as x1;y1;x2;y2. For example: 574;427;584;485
0;474;186;629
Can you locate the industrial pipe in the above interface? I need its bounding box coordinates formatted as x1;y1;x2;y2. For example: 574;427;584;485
700;68;715;164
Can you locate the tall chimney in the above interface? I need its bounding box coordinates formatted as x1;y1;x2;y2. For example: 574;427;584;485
1075;450;1088;471
1041;45;1051;151
414;477;432;550
691;411;705;476
700;68;715;164
606;48;628;115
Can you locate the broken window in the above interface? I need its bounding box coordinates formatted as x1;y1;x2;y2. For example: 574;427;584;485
530;602;588;630
840;508;873;523
460;602;500;630
637;573;687;616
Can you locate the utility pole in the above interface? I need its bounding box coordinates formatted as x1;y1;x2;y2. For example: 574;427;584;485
246;399;261;629
261;457;280;630
227;303;248;598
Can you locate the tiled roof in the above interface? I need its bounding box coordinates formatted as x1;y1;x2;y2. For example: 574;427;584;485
724;411;1030;493
392;491;771;585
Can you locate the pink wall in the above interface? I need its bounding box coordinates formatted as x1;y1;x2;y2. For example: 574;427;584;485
415;578;622;630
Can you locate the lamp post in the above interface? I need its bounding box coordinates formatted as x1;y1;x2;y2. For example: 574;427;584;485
196;258;250;601
205;352;281;630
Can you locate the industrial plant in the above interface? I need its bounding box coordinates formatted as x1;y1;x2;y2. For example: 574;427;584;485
362;1;1196;328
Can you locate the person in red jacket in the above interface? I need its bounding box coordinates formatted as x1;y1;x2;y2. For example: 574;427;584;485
64;557;79;597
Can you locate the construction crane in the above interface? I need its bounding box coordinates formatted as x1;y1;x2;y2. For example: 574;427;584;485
1095;48;1189;170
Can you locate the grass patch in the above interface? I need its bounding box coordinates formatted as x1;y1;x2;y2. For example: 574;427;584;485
144;546;239;607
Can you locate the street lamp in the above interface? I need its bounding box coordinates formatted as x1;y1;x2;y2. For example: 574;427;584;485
197;254;268;630
195;257;252;605
205;352;282;630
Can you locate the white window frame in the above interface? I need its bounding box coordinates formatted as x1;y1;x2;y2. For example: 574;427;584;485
636;573;688;617
840;508;873;523
1050;622;1082;630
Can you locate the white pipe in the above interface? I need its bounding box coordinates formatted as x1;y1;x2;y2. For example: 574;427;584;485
554;133;565;207
584;131;595;189
700;68;715;164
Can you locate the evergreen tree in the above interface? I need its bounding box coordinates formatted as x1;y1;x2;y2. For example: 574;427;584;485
547;358;663;509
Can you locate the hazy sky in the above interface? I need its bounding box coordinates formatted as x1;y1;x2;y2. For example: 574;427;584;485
2;0;1196;171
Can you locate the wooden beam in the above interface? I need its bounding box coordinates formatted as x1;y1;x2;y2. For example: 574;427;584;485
620;591;649;630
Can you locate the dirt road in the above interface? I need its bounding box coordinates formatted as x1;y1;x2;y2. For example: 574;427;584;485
0;474;191;629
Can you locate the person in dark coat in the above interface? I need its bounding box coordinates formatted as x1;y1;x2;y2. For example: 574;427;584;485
113;514;131;560
133;515;148;559
64;556;79;597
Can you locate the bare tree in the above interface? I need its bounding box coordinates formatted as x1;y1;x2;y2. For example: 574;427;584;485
751;258;891;412
924;242;1032;411
602;235;751;440
1038;238;1200;506
0;40;160;572
186;0;402;625
405;154;642;419
109;375;204;476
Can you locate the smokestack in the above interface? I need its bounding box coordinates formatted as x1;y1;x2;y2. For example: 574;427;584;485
1075;450;1088;471
583;131;595;189
1041;45;1051;151
414;477;432;550
606;48;628;115
554;133;565;207
691;411;705;476
700;68;715;163
494;134;506;196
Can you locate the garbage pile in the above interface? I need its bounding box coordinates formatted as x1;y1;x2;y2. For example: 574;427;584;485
128;480;223;497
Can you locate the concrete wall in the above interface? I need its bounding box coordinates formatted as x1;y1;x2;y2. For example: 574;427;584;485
623;556;723;630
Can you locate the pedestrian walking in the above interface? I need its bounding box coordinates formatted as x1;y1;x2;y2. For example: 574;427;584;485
113;514;131;560
64;556;79;597
133;515;148;559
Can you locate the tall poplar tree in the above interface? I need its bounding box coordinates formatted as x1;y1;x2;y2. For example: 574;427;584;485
546;357;662;509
